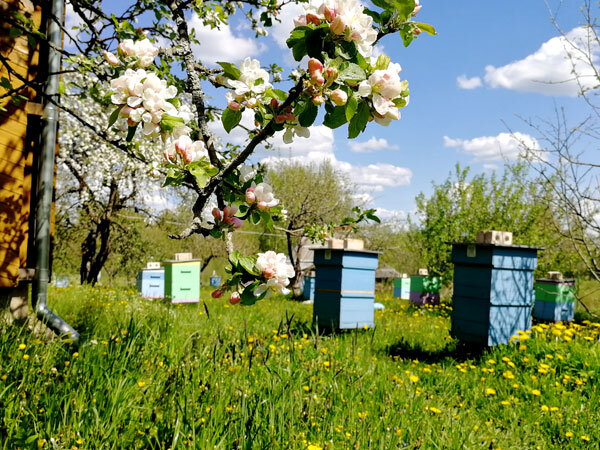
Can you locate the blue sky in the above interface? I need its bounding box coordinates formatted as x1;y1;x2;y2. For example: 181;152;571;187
71;0;592;221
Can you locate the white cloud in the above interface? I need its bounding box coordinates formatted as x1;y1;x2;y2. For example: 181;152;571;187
443;132;540;162
483;27;599;96
349;137;399;153
483;163;498;170
188;14;265;66
456;75;482;90
64;1;87;48
269;3;306;49
375;207;407;222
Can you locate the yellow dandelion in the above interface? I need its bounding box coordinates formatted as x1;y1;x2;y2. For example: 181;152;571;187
531;389;541;396
503;371;515;379
303;386;310;392
581;436;590;442
18;344;26;351
429;407;442;414
137;381;146;388
323;361;330;368
541;405;549;412
357;411;368;419
500;400;510;406
485;388;496;396
72;352;79;358
23;354;29;361
409;375;419;383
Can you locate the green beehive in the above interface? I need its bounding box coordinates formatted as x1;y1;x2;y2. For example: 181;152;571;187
163;253;202;303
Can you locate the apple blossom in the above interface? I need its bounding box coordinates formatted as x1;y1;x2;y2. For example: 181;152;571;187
413;0;422;16
212;207;222;221
226;57;272;97
283;125;310;144
238;164;257;183
103;51;119;66
228;101;241;111
117;38;159;67
330;89;348;106
312;95;326;106
212;289;223;298
245;187;256;203
254;251;295;296
252;182;279;209
308;58;324;75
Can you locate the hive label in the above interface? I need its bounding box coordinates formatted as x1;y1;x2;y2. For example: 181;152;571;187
467;245;476;258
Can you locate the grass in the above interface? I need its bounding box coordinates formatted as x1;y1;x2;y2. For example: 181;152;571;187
1;286;599;449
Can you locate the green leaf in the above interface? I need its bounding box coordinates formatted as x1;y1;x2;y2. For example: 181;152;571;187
160;114;185;131
9;27;23;38
286;27;308;48
126;125;137;142
229;251;241;267
392;97;407;108
238;256;260;276
338;63;366;83
251;211;261;225
188;165;209;188
292;40;307;61
345;96;358;122
298;101;318;127
323;106;348;129
363;8;381;24
222;107;242;133
267;88;288;102
58;81;66;95
108;105;124;128
348;101;370;139
217;62;241;80
413;22;437;35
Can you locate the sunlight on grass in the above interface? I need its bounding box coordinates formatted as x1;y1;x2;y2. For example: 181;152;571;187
1;286;599;448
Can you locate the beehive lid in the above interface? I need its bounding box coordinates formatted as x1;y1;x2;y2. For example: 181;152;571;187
310;246;382;255
536;278;575;285
449;242;544;250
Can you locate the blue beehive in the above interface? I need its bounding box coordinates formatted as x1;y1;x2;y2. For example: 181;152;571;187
313;248;380;329
136;263;165;298
450;243;540;346
303;275;315;300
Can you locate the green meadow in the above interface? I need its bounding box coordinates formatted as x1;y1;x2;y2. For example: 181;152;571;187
1;286;599;449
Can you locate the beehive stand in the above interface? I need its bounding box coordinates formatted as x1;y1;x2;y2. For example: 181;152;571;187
450;243;540;346
312;248;380;329
533;278;575;322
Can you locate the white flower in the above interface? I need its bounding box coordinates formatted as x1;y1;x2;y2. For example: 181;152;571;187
239;164;257;183
118;39;159;67
252;182;279;208
357;62;404;126
226;58;272;97
165;134;208;163
254;251;295;296
282;125;310;144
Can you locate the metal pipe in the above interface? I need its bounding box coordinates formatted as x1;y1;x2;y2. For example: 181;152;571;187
31;0;79;345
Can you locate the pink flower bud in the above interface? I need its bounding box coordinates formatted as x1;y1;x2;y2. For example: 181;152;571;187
308;58;324;75
163;148;176;162
127;118;137;127
320;5;337;22
212;289;223;298
246;98;258;109
413;27;422;35
175;140;189;155
312;95;326;106
223;205;238;218
257;201;269;211
229;217;243;229
229;292;241;304
270;98;279;109
330;89;348;106
311;71;325;86
293;15;307;27
181;148;193;164
276;115;288;123
245;188;256;203
264;268;275;279
212;208;222;221
324;67;338;82
412;0;422;15
228;101;242;111
330;16;346;35
103;51;119;66
306;13;321;25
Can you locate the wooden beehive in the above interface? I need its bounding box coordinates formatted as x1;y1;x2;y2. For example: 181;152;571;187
533;278;575;322
393;277;410;299
0;0;45;290
312;248;379;329
163;259;201;303
302;275;315;300
409;275;441;305
450;243;539;346
136;266;165;299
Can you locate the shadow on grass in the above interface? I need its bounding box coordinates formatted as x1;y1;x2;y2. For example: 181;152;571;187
386;337;488;364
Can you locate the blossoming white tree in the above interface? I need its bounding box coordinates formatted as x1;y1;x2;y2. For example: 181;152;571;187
29;0;434;304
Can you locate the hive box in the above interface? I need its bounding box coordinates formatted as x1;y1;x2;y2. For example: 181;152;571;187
409;275;441;306
136;264;165;299
163;259;202;303
450;243;539;346
393;277;410;299
312;248;380;329
303;275;315;300
533;278;575;322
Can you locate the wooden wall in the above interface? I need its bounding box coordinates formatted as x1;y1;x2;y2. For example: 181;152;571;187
0;0;43;287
